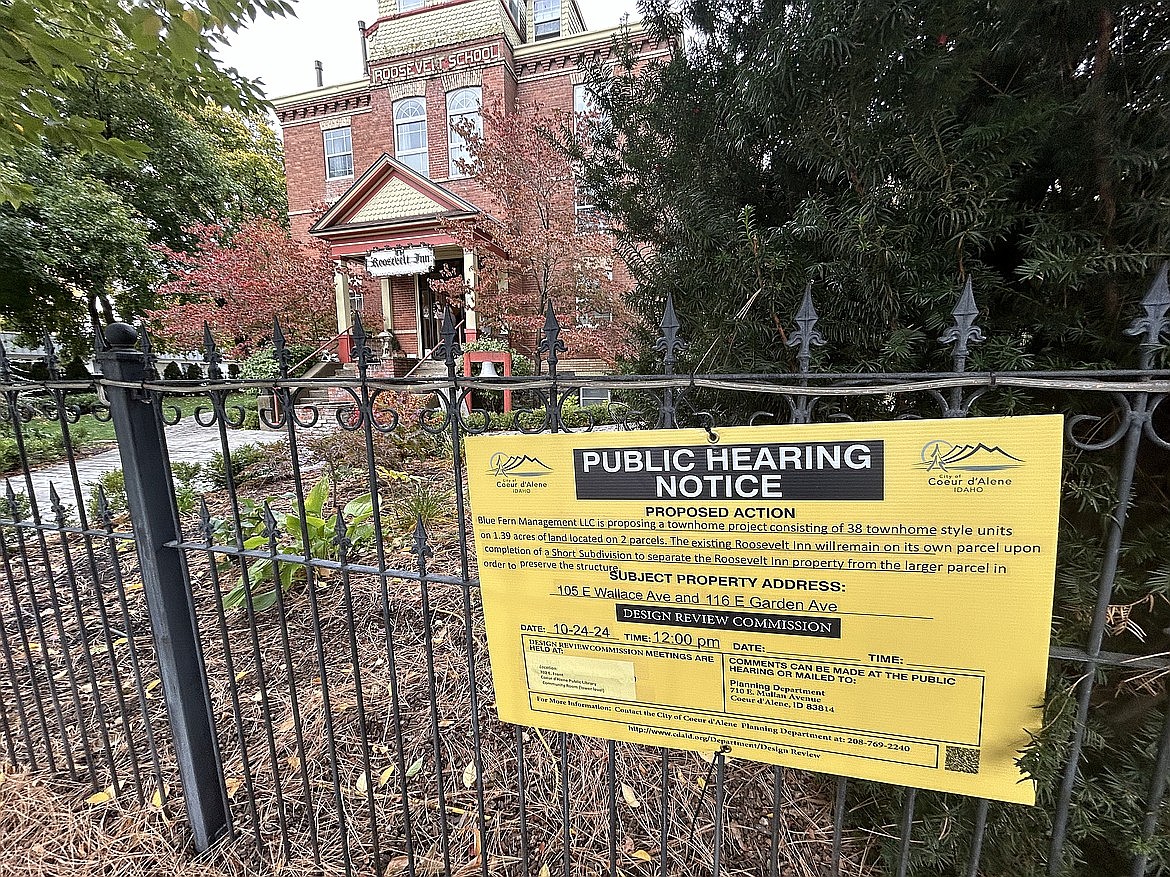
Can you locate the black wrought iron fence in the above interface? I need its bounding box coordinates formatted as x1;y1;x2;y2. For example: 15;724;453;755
0;268;1167;877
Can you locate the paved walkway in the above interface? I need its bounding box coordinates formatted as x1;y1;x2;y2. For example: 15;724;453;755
18;422;283;516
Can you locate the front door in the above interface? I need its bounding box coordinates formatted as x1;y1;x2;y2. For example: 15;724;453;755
418;258;464;356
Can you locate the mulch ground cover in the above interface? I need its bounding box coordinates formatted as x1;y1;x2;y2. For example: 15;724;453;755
0;435;878;877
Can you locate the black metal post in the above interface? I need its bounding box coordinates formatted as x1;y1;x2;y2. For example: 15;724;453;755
95;323;230;851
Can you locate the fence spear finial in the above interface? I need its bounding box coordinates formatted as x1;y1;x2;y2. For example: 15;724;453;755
272;316;290;379
351;310;374;374
3;479;17;519
261;501;278;542
97;485;114;529
197;496;212;542
1125;262;1170;367
431;307;461;372
537;299;566;375
940;277;985;370
332;509;349;554
139;324;159;380
655;293;683;374
786;283;826;375
0;335;12;385
48;483;66;526
413;514;433;562
201;323;223;382
42;333;60;380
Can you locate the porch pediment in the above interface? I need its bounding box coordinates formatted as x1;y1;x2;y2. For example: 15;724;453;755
310;154;479;238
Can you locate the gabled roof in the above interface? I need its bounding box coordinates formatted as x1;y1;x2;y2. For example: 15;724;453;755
309;154;480;239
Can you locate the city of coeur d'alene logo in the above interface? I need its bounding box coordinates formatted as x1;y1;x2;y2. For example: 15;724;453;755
918;440;1025;472
489;453;554;477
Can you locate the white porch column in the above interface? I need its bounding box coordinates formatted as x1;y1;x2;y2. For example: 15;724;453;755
334;266;352;332
380;277;394;332
462;248;478;340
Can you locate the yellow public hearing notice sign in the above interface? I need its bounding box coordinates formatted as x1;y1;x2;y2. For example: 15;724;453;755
465;416;1062;804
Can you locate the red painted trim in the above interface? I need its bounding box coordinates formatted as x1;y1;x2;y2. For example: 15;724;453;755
330;231;462;258
463;351;512;411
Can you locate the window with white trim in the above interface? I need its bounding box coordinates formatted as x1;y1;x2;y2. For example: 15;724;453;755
534;0;560;39
447;87;482;178
579;387;612;407
323;126;353;180
505;0;525;37
394;98;429;176
399;0;424;11
573;83;601;224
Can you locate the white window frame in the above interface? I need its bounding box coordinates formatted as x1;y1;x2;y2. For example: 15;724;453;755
394;98;429;176
398;0;424;11
447;87;482;178
534;0;561;39
573;83;598;215
323;126;353;180
506;0;526;38
579;387;611;407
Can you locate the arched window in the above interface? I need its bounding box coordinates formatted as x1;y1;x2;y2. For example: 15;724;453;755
394;98;428;176
447;87;482;178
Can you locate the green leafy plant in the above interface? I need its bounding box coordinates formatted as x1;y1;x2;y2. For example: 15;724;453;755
169;461;202;515
391;479;454;533
0;418;94;472
222;476;374;613
87;469;127;521
87;462;203;521
205;441;286;488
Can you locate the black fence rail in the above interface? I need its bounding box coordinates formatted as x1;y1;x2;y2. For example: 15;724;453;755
0;268;1167;877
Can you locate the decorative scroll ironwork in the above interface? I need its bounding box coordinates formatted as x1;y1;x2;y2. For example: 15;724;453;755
0;269;1164;877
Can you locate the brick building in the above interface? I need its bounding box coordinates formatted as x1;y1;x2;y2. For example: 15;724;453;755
273;0;666;374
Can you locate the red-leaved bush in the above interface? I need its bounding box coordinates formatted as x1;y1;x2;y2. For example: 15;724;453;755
148;217;346;356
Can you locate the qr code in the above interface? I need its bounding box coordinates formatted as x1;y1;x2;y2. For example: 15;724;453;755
945;746;981;774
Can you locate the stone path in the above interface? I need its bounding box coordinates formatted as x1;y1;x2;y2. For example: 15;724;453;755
18;422;283;516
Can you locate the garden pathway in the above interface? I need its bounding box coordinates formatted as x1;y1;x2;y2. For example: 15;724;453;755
18;422;283;516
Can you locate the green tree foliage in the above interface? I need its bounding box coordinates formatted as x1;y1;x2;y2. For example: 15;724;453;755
578;3;1170;874
0;87;287;350
0;0;292;205
0;0;291;350
580;0;1169;374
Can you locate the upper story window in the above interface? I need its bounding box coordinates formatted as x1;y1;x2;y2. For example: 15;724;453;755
398;0;424;11
324;126;354;180
447;87;482;178
573;84;598;218
573;83;598;124
505;0;526;37
394;98;429;176
534;0;560;39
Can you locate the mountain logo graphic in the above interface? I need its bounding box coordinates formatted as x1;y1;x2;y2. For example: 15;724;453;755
919;441;1025;472
489;453;554;477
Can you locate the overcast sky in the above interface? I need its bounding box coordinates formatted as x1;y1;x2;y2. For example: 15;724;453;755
219;1;643;100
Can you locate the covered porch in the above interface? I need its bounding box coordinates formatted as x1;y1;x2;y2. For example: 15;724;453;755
310;154;486;373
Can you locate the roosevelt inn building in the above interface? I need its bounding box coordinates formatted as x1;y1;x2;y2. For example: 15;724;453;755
273;0;667;377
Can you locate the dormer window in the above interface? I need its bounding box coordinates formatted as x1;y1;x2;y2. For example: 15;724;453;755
534;0;560;39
